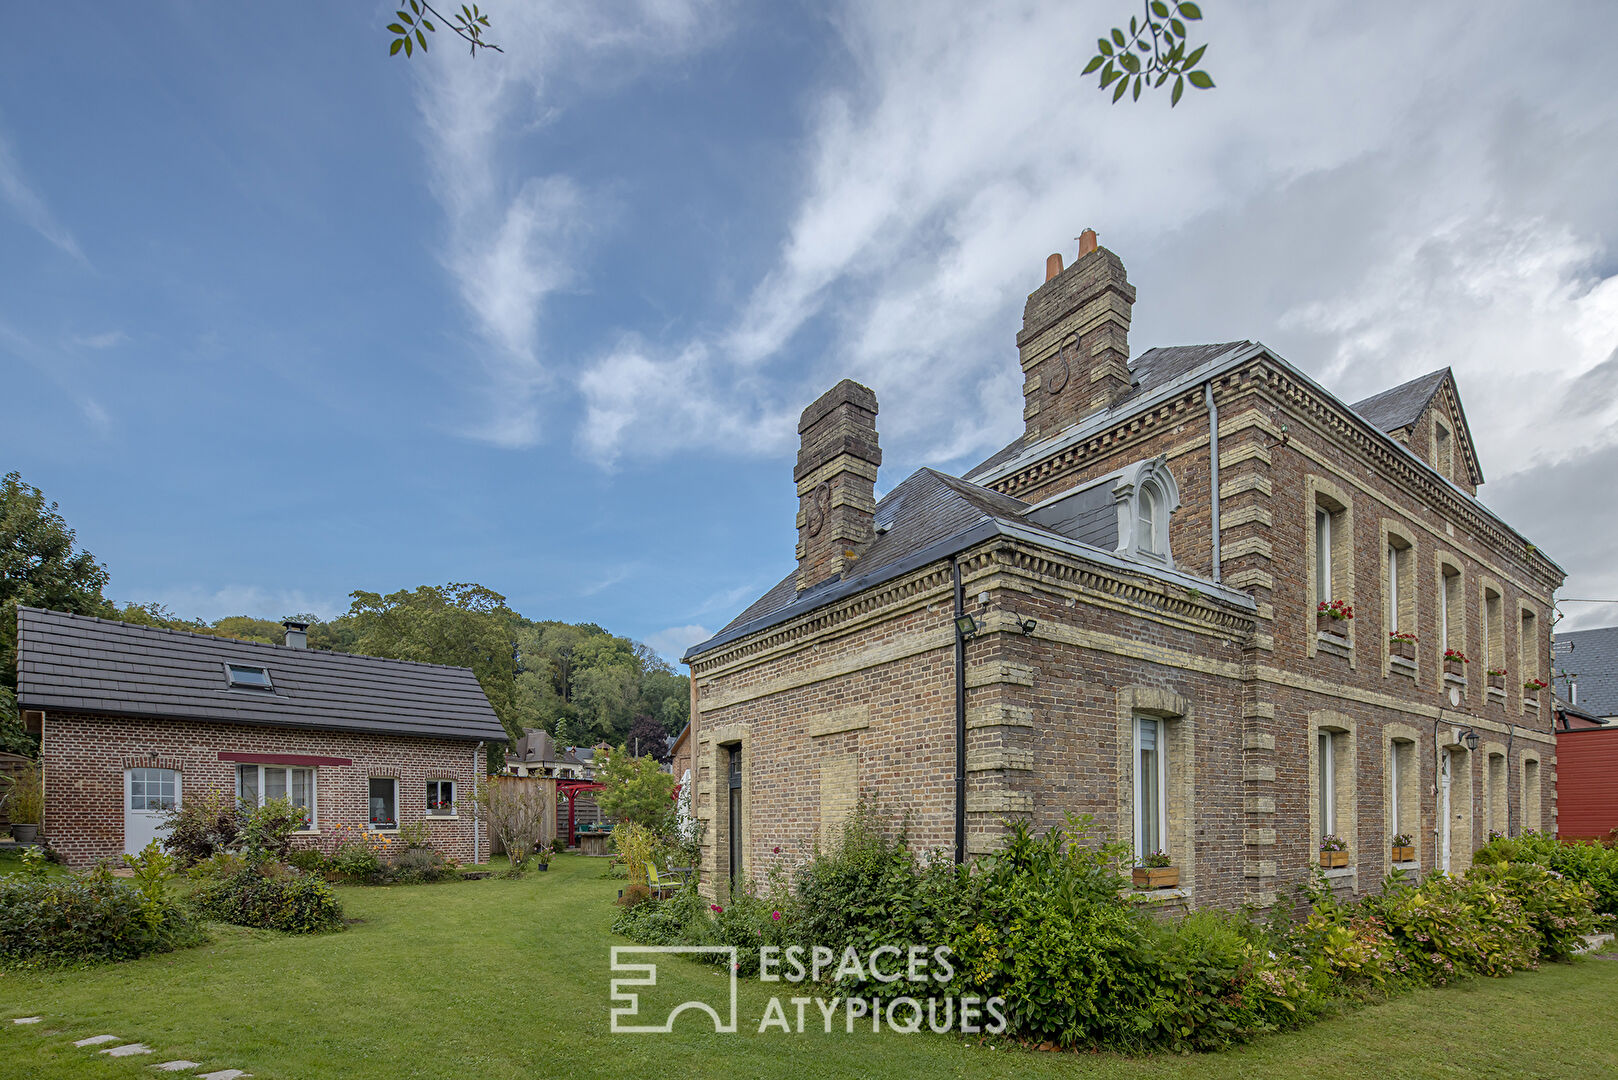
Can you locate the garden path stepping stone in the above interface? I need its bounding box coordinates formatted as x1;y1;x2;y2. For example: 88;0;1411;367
102;1044;154;1057
12;1017;43;1024
198;1071;251;1080
152;1063;201;1072
74;1035;121;1047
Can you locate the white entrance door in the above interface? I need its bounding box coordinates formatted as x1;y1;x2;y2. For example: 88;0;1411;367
1439;749;1452;873
124;768;180;856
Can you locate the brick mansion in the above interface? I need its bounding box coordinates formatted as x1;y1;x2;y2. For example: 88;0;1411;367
681;231;1563;910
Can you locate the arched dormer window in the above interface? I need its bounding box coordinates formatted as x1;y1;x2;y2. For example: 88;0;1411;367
1113;456;1180;567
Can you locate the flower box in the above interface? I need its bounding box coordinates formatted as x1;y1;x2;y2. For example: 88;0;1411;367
1389;637;1416;660
1444;658;1466;678
1319;851;1349;869
1132;866;1180;889
1488;673;1505;690
1391;846;1415;862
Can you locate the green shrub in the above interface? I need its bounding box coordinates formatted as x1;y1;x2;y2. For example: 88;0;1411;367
160;789;243;867
286;848;331;875
1476;834;1618;914
385;846;452;884
617;884;652;907
240;798;309;861
612;888;707;946
0;866;203;965
329;827;386;883
1466;860;1605;960
0;761;45;824
192;862;344;934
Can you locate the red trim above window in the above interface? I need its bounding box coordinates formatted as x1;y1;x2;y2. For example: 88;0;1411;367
219;751;352;767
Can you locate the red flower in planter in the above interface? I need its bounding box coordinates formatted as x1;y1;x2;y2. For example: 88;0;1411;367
1443;648;1470;664
1317;600;1354;620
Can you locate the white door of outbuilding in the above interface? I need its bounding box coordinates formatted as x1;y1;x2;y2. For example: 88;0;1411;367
124;768;180;856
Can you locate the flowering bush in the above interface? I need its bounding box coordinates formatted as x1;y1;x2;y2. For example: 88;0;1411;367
1317;600;1354;621
328;822;391;883
1476;833;1618;915
1319;834;1347;853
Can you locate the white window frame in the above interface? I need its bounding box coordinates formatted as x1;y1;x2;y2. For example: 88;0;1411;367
426;778;457;817
1316;508;1333;604
1133;715;1168;863
1318;730;1336;836
1389;745;1400;838
1138;482;1162;556
368;776;400;831
235;763;317;831
1387;543;1400;633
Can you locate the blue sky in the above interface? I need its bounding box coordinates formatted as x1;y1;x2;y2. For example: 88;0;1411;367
4;1;1618;662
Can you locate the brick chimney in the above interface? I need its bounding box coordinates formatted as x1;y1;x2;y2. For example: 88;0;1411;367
1018;228;1136;441
794;379;881;592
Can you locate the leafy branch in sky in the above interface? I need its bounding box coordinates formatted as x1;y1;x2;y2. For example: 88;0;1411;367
1084;1;1214;105
388;1;501;58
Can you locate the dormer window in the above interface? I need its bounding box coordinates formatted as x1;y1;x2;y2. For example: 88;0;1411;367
226;663;273;690
1117;457;1180;567
1138;481;1165;557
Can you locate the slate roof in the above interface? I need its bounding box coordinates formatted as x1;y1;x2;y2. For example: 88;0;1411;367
687;465;1251;660
15;606;506;742
1557;624;1618;719
1350;368;1450;433
964;342;1252;482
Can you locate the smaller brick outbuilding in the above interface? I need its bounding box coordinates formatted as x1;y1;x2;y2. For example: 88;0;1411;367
16;606;507;866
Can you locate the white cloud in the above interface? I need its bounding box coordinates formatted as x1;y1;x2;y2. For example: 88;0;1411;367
570;0;1618;612
413;0;727;448
644;623;711;663
0;125;84;262
71;330;128;349
576;1;1618;476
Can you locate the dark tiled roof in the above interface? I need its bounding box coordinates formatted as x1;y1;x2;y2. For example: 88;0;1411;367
719;468;1033;635
1557;625;1618;718
1350;368;1450;433
15;606;506;742
964;342;1251;481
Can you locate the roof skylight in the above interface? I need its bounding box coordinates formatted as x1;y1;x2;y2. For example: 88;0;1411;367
226;663;274;690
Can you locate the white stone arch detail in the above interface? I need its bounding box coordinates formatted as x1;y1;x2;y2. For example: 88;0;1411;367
1112;455;1182;567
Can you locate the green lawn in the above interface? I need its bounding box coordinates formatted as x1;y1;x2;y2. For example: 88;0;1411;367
3;855;1616;1079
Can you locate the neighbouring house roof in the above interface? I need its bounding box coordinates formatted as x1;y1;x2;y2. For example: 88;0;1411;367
15;606;507;743
1557;624;1618;719
686;465;1252;661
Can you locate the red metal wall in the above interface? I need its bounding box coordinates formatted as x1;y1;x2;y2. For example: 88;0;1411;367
1555;727;1618;841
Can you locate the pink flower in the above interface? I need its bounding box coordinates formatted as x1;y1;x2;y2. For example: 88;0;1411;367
772;846;781;854
771;911;781;921
710;904;723;914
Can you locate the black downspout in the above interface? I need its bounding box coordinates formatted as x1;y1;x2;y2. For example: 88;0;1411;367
953;556;967;866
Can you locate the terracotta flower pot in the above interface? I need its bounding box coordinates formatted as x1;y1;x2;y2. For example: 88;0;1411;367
1132;866;1179;889
1319;850;1349;868
1391;846;1415;862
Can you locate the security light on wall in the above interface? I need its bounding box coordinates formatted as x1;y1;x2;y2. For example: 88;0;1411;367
954;613;979;639
1018;616;1038;635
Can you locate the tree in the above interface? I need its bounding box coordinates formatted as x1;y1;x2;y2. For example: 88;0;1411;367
626;714;670;764
1;471;111;754
345;583;521;737
594;745;676;831
386;1;500;58
475;776;552;873
1085;1;1214;106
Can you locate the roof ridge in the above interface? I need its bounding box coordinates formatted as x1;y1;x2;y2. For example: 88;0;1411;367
17;605;481;677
